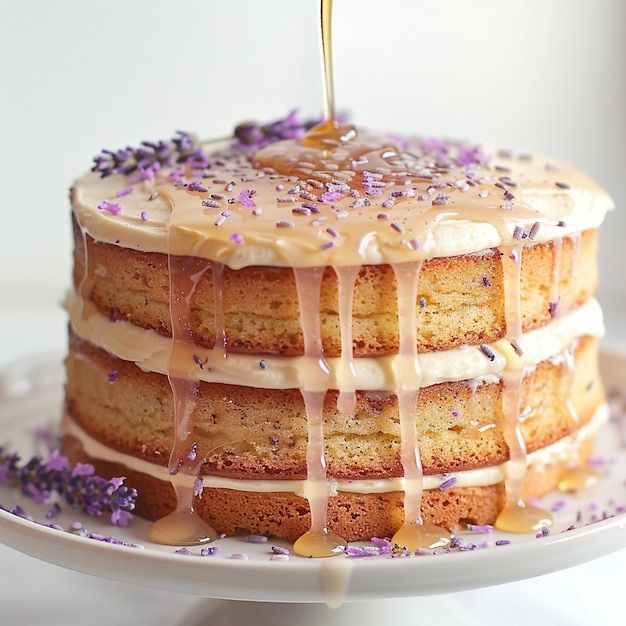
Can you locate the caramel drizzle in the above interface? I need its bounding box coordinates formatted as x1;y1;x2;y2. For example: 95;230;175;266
499;243;527;499
75;224;100;321
391;261;424;523
495;242;554;532
148;254;217;545
388;262;450;550
292;267;346;557
320;0;335;123
335;265;360;416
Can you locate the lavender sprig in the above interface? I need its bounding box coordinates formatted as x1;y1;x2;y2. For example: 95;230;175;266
233;109;345;148
92;131;210;179
0;447;137;526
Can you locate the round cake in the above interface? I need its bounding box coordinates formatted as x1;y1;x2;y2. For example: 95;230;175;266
62;116;613;554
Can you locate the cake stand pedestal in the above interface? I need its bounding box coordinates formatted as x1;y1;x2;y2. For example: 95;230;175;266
174;596;475;626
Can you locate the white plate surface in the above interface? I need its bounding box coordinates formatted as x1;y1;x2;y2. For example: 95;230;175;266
0;350;624;603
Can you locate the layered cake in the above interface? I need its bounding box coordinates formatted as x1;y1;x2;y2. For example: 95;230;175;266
62;116;613;555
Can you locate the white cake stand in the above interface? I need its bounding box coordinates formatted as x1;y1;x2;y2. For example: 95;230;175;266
0;351;625;625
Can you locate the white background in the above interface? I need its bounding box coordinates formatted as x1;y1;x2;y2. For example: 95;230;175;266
0;1;624;624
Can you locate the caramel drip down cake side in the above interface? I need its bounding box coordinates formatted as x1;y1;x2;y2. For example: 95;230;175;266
64;123;613;550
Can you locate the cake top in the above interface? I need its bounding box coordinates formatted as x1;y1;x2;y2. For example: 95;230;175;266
72;112;613;268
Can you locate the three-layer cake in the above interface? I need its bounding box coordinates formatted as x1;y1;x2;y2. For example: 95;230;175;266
62;122;612;551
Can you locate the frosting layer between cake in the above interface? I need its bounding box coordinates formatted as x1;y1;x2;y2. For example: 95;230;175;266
66;290;604;391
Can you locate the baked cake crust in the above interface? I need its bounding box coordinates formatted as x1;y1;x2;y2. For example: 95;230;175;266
74;225;598;356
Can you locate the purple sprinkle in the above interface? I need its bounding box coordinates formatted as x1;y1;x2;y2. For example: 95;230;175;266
193;477;203;497
238;189;256;208
187;180;208;193
551;499;567;513
271;545;290;555
432;193;451;206
479;345;496;362
439;476;458;491
320;190;342;203
98;200;122;215
390;222;404;234
495;539;511;546
140;211;149;221
271;554;289;561
187;443;197;462
419;297;426;309
259;359;268;370
193;354;205;370
275;220;294;229
107;370;118;383
229;232;245;246
482;276;491;287
345;546;379;558
555;181;571;189
536;526;551;538
45;503;61;519
466;524;493;534
549;297;561;318
377;213;389;221
201;546;219;556
175;548;192;555
202;199;220;208
115;187;133;197
528;221;541;240
247;534;268;544
370;537;392;554
230;552;248;560
148;192;158;201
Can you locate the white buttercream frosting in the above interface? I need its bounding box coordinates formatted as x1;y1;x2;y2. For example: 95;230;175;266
66;291;604;391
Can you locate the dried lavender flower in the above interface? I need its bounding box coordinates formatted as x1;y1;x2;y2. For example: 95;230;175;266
92;131;210;179
0;446;137;526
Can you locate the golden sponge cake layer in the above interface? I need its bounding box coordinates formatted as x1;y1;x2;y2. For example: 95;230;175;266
74;224;598;357
65;333;603;480
63;432;595;542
